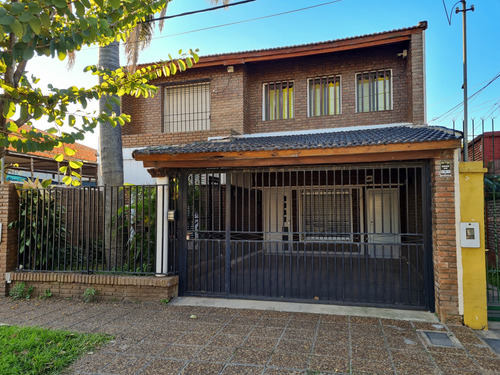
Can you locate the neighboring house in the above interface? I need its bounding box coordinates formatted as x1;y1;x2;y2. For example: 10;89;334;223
122;22;464;322
3;125;97;185
466;131;500;174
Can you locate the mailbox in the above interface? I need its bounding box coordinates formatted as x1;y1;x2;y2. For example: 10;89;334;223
460;222;480;248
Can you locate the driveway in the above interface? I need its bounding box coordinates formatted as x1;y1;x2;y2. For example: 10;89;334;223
0;298;499;374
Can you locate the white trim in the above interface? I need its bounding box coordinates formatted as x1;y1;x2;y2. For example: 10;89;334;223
422;30;427;123
454;149;464;315
208;122;415;141
156;177;169;275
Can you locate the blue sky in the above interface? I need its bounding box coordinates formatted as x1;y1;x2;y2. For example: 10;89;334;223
29;0;500;148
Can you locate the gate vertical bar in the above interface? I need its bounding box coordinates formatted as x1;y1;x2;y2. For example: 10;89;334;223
422;162;434;311
225;172;232;295
178;172;188;294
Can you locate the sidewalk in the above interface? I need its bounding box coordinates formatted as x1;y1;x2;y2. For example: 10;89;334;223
0;297;499;374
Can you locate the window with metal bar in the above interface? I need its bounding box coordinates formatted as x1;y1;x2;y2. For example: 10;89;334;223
307;75;341;116
301;190;352;240
262;81;294;121
164;82;210;133
356;70;392;113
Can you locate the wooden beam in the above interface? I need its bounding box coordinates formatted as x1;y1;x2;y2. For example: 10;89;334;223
195;36;411;68
143;149;445;170
135;139;461;163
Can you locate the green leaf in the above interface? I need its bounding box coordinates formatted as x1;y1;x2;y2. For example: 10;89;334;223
54;154;64;162
69;160;83;169
81;0;91;8
7;122;18;132
74;1;85;17
59;166;68;173
0;15;15;26
64;147;76;156
3;101;16;119
95;0;104;8
62;175;71;184
58;49;66;61
71;179;81;187
53;0;67;9
40;13;50;29
19;11;32;23
28;17;41;34
71;171;82;179
10;19;23;38
109;0;120;10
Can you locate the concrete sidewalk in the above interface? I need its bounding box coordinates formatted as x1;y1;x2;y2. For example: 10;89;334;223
0;298;499;374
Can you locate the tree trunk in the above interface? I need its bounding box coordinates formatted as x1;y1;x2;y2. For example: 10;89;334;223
98;42;125;270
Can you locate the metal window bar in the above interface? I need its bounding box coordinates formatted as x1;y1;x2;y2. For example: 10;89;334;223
164;82;210;133
263;81;294;121
308;76;341;117
356;70;392;113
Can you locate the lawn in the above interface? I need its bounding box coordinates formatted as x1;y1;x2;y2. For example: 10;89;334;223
0;325;110;375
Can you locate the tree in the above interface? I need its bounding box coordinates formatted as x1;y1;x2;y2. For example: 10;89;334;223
98;0;230;188
0;0;199;186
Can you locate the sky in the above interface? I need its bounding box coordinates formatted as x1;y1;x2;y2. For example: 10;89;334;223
28;0;500;149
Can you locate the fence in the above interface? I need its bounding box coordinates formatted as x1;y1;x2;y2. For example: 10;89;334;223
458;119;500;319
14;184;177;276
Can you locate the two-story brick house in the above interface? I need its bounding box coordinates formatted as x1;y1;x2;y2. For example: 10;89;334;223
123;22;463;322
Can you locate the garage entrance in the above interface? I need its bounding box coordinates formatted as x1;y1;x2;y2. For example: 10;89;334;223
176;162;433;310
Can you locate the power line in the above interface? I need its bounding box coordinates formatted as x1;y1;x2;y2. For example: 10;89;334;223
143;0;343;42
142;0;256;24
431;71;500;122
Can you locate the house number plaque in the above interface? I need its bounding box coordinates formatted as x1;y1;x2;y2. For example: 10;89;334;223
440;161;451;176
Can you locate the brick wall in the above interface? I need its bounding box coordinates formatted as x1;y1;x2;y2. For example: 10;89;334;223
431;150;460;322
8;272;178;302
122;40;427;150
0;183;19;296
122;65;246;148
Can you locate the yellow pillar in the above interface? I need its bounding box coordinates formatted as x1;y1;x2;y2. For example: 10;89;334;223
459;161;488;330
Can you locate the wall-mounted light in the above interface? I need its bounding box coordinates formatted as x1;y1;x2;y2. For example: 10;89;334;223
397;49;408;58
227;65;234;73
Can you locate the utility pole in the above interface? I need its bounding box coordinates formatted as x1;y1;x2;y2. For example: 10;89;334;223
456;0;474;161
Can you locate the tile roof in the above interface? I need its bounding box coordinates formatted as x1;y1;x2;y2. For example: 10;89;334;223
137;22;427;69
200;22;428;60
8;124;97;163
133;125;462;157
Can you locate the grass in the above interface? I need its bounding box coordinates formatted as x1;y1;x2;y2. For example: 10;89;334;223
0;325;111;375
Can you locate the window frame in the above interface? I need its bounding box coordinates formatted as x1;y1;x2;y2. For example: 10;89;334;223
162;80;211;133
355;69;393;113
299;188;355;241
307;75;342;117
262;80;295;121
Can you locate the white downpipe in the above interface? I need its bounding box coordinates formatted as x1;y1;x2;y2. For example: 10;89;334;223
156;177;169;275
454;149;464;315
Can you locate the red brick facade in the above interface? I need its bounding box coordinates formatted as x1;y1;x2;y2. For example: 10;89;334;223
122;29;426;149
431;150;461;322
0;183;19;296
8;272;178;302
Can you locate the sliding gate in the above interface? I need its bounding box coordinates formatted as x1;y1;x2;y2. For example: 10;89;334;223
178;162;433;309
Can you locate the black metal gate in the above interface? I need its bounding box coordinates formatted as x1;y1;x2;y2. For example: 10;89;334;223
177;162;433;310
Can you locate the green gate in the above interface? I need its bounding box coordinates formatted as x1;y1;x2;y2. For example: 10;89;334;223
486;173;500;321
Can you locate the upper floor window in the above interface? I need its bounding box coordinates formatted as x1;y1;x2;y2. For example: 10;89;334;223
164;81;210;133
263;81;294;121
308;75;341;117
356;70;392;113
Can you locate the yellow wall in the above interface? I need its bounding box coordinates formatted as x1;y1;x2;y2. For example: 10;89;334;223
459;162;488;330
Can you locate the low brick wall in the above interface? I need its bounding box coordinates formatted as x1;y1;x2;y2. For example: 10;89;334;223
7;272;178;302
